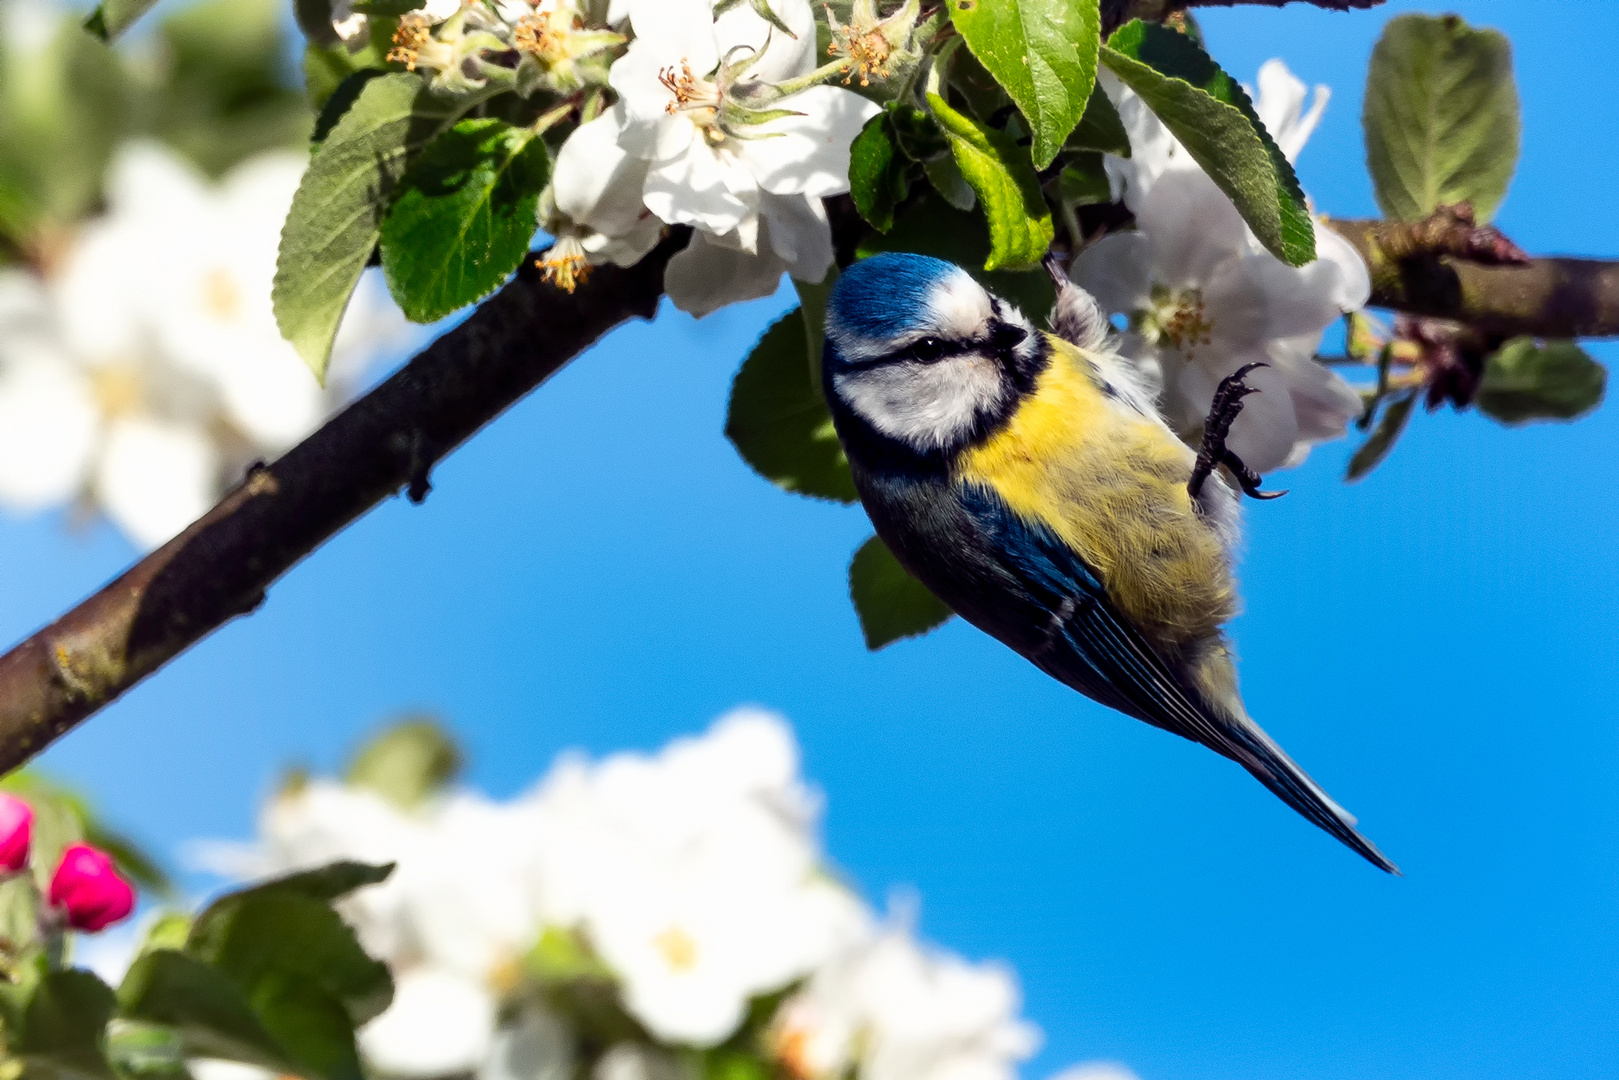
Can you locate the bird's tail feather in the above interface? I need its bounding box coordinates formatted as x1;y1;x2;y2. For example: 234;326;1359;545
1219;716;1400;874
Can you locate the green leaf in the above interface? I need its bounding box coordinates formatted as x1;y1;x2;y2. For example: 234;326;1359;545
794;267;837;386
274;72;461;382
345;717;462;810
189;892;392;1028
924;153;976;211
1059;151;1111;205
1475;338;1606;425
848;113;912;233
221;861;394;906
858;191;1054;318
305;51;385;119
84;0;160;43
849;536;954;650
18;969;117;1080
926;93;1053;271
1065;84;1129;155
104;1022;193;1080
1346;390;1416;482
242;972;363;1080
381;117;551;323
948;0;1101;169
118;951;291;1072
725;312;858;504
1363;13;1519;223
1101;20;1315;266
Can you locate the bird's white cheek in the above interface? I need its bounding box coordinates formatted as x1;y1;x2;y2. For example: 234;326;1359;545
835;353;1007;451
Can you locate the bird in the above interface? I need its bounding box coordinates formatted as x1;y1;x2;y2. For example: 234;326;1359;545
820;250;1397;873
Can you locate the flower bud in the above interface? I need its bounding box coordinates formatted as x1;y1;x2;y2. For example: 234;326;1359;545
0;794;32;873
49;843;134;932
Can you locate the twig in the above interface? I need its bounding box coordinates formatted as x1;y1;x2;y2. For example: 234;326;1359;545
1101;0;1384;35
0;232;685;777
1326;217;1619;339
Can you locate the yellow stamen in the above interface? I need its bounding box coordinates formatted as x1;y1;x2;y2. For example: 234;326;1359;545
202;267;242;321
536;240;591;293
388;14;431;71
652;926;698;972
513;10;575;60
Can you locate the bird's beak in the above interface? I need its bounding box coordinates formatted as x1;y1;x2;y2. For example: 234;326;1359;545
987;320;1028;354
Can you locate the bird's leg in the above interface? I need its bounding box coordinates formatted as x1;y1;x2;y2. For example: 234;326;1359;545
1188;363;1287;502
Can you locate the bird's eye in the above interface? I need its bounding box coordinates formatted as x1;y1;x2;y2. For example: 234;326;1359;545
907;337;947;363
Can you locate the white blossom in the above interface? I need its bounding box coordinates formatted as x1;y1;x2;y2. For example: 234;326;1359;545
1074;61;1368;473
547;0;878;314
0;143;410;548
359;966;499;1077
520;707;868;1044
772;925;1040;1080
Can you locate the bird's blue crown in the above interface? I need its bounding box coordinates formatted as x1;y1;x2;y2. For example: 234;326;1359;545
825;252;963;347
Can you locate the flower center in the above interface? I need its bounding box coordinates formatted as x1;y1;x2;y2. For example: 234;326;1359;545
658;58;723;137
829;25;892;87
513;11;572;61
387;14;433;71
1145;286;1216;357
653;925;699;971
535;236;591;293
202;267;242;321
90;365;144;418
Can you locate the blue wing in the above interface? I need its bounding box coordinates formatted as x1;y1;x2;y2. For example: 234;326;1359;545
929;483;1397;873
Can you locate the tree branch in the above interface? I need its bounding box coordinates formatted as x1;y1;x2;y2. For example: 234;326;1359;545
0;233;684;777
1102;0;1383;35
1327;217;1619;339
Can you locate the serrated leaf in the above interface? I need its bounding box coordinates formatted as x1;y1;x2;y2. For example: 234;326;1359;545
857;191;1054;318
725;311;858;504
949;0;1101;169
381;117;551;322
1066;83;1129;155
345;717;462;809
1346;390;1415;481
849;113;906;232
1364;13;1519;223
849;536;954;649
926;93;1053;271
794;267;837;386
243;972;363;1080
18;969;117;1080
118;951;290;1072
225;861;394;906
1101;20;1315;266
1475;338;1605;425
83;0;160;42
274;73;461;382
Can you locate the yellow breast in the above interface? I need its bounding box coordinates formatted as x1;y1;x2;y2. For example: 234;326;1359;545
954;335;1236;649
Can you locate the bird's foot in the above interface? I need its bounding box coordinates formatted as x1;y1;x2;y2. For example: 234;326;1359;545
1188;363;1288;502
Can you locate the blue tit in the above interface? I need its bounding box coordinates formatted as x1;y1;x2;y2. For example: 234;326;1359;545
822;252;1396;873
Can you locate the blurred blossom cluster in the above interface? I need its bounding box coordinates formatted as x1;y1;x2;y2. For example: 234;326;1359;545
0;144;411;549
1070;60;1370;474
182;710;1131;1080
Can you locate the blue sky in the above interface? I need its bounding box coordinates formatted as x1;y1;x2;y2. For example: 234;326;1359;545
2;2;1616;1078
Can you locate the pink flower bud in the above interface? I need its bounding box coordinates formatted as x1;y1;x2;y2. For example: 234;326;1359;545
0;794;32;873
49;843;134;932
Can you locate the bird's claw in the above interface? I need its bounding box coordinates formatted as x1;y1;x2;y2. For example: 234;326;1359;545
1188;363;1286;502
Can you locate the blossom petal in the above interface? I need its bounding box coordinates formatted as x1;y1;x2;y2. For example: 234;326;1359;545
713;0;815;85
613;0;721;129
761;194;833;282
554;106;655;237
1177;353;1301;474
0;340;98;511
359;968;496;1078
1137;168;1250;288
662;231;787;316
642;136;756;236
95;418;219;550
743;86;882;198
1252;59;1328;164
1068;232;1153;317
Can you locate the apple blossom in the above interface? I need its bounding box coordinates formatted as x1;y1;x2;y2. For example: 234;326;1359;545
1074;61;1369;473
546;0;878;314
